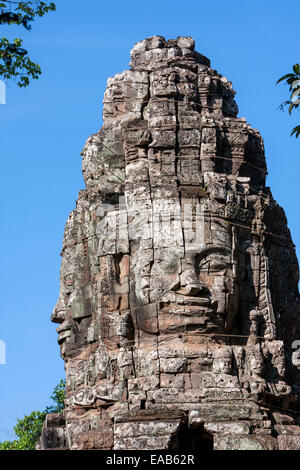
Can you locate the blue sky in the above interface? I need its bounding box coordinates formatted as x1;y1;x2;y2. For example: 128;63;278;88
0;0;299;441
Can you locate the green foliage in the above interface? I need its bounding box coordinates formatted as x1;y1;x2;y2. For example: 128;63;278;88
44;379;66;414
0;1;56;21
0;440;20;450
0;411;47;450
291;125;300;138
0;380;65;451
0;1;56;87
277;64;300;138
0;36;41;86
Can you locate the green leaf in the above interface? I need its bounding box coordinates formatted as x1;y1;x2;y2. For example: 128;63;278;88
291;126;300;138
293;64;300;75
276;73;295;84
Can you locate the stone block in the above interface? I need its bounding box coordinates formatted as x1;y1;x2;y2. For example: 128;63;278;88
214;434;278;450
275;425;300;436
204;421;250;435
189;402;264;426
74;429;113;450
277;435;300;450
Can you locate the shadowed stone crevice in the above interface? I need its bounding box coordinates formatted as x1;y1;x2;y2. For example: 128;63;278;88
175;424;214;451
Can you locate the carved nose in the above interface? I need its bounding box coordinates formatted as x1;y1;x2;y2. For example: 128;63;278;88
51;296;67;324
176;280;210;297
177;266;210;297
184;282;210;296
56;319;72;334
184;283;207;296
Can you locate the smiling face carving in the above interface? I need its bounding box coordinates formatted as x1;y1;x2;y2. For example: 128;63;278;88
52;187;243;355
129;201;239;337
51;208;97;358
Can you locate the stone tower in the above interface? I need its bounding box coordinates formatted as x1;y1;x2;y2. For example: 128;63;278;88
37;36;300;451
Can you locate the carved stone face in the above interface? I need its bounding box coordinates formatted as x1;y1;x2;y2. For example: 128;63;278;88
52;290;93;358
51;230;94;358
212;348;233;374
247;346;264;376
53;198;243;356
129;199;239;336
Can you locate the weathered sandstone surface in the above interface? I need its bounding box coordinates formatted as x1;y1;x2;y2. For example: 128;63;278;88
37;36;300;451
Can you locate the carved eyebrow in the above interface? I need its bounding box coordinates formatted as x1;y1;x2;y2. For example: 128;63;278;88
205;246;231;257
190;246;231;259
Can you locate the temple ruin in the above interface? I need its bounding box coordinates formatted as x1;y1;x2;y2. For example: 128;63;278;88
37;36;300;450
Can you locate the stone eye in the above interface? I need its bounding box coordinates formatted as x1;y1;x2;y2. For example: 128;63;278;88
209;259;229;271
197;253;230;273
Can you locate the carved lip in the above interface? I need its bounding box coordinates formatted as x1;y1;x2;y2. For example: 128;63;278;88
58;331;71;344
58;335;65;345
176;296;210;307
159;301;214;317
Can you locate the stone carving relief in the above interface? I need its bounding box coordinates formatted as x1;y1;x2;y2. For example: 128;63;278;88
37;36;300;451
